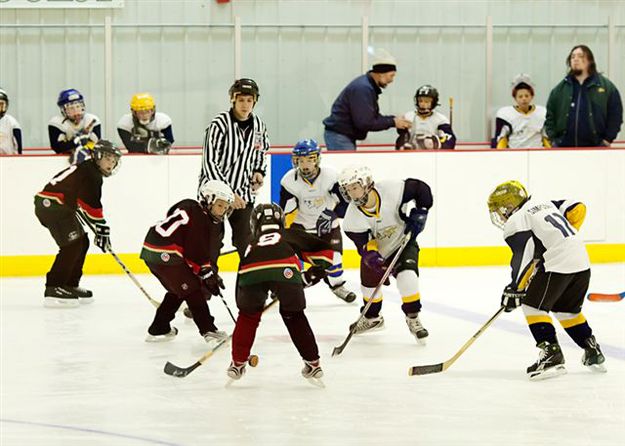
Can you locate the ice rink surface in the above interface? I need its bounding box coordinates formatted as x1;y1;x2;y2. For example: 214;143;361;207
1;264;624;446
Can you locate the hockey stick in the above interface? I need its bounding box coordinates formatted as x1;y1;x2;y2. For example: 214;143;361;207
587;291;625;302
332;233;412;357
408;306;506;376
76;211;161;308
218;291;238;323
163;296;279;378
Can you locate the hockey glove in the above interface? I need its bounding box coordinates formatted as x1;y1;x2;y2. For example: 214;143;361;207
302;265;325;288
199;266;225;297
316;209;338;237
147;138;172;155
362;250;386;276
94;223;111;253
501;285;525;312
404;207;428;241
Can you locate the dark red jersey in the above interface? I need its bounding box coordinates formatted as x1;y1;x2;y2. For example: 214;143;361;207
34;161;105;225
140;199;223;273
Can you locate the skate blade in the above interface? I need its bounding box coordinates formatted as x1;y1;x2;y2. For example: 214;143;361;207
528;365;567;381
44;298;79;309
225;377;241;388
353;323;385;336
305;377;326;388
144;334;176;343
79;297;94;305
586;363;607;373
415;336;428;346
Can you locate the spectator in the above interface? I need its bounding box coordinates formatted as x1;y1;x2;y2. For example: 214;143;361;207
545;45;623;147
492;74;549;149
322;49;411;150
0;88;22;155
198;78;269;259
48;89;101;163
396;84;456;150
117;93;174;154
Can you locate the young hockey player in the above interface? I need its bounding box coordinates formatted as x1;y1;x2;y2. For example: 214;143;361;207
34;140;121;307
396;84;456;150
117;93;174;154
492;74;549;149
0;88;23;154
140;180;234;344
48;89;101;163
227;203;326;386
338;166;433;343
279;138;356;303
487;180;606;380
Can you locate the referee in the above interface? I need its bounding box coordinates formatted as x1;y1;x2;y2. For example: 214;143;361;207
198;78;270;258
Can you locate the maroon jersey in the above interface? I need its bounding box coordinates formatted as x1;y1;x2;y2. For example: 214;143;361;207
34;161;105;225
140;199;223;273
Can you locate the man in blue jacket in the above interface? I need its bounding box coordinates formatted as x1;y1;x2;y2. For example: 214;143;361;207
545;45;622;147
323;50;411;150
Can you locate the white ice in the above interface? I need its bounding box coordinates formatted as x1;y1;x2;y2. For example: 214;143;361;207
1;264;624;446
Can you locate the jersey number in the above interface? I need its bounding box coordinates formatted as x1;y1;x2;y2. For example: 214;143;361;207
155;209;190;237
49;165;77;186
544;213;575;238
257;233;281;246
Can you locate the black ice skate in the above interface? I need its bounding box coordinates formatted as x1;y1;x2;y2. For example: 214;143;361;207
44;286;79;308
349;315;384;335
330;282;357;303
405;313;429;345
581;336;607;373
145;327;178;343
69;286;94;303
527;341;566;381
302;360;325;388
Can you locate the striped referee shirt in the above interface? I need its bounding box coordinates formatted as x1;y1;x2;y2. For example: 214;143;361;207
198;109;270;203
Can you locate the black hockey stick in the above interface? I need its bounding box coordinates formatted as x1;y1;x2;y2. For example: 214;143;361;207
408;306;505;376
163;296;279;378
332;233;411;357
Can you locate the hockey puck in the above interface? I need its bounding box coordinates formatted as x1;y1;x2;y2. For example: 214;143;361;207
248;355;259;367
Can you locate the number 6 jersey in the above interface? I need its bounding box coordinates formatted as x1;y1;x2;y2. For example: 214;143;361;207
503;197;590;287
140;199;224;273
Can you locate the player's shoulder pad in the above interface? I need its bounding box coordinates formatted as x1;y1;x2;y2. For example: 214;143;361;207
496;105;516;121
154;112;172;129
503;201;531;238
403;110;416;121
116;113;134;131
48;115;65;128
84;113;101;126
432;111;450;125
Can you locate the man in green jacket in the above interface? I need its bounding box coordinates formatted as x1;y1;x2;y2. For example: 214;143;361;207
545;45;622;147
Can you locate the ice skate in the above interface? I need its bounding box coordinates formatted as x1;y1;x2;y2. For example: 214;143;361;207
405;313;429;345
581;336;607;373
330;283;357;303
225;361;247;386
69;286;94;304
44;286;79;308
349;315;384;335
527;341;567;381
302;360;325;388
145;327;178;343
203;329;229;346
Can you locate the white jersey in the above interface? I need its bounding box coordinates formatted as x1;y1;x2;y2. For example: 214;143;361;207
0;114;21;154
343;179;409;259
402;110;452;141
48;113;100;143
504;197;590;281
280;166;341;231
116;112;172;135
496;105;546;148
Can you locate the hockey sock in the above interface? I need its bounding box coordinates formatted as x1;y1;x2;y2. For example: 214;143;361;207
281;310;319;362
396;270;422;314
66;235;89;287
149;292;182;335
184;289;217;334
46;237;88;287
232;311;262;364
553;312;593;348
523;305;558;344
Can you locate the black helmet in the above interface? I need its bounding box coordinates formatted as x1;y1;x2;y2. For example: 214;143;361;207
92;139;122;177
414;84;439;113
229;78;260;102
250;203;284;238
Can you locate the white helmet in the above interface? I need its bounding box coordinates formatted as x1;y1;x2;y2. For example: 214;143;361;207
338;166;374;206
198;180;235;221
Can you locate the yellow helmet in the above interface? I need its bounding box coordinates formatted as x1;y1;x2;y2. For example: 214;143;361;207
130;93;155;112
487;180;529;229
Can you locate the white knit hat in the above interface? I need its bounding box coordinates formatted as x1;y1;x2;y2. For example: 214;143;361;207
371;49;397;73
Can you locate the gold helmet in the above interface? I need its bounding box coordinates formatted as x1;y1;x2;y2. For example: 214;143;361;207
130;93;155;111
487;180;529;229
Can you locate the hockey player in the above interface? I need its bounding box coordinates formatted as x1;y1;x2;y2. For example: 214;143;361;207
492;74;549;149
34;140;121;308
227;203;324;385
487;180;606;380
117;93;174;154
0;88;23;154
338;166;433;343
140;180;234;344
199;78;270;259
279;139;356;303
48;89;101;163
396;84;456;150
